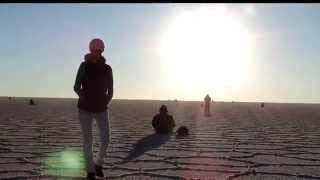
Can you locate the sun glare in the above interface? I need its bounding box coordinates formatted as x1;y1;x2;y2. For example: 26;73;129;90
159;5;253;99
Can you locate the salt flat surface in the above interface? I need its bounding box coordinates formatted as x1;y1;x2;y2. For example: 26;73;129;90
0;97;320;179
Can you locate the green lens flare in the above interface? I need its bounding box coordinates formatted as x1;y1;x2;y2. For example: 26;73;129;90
44;147;84;178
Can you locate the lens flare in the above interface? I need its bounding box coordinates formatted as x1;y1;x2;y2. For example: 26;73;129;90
44;148;84;178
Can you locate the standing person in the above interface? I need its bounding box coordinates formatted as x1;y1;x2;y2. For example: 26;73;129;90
204;94;211;116
74;38;113;180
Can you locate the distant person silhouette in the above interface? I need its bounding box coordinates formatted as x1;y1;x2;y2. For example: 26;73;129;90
74;38;113;180
204;94;211;116
261;102;265;108
152;105;175;134
29;99;35;105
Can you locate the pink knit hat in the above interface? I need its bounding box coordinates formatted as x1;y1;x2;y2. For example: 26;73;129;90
89;38;105;52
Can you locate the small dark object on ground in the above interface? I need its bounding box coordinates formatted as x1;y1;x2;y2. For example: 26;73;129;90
29;99;35;105
174;99;178;102
177;126;189;136
8;97;12;100
261;102;264;108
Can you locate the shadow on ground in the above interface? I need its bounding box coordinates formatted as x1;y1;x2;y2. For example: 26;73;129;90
123;133;170;161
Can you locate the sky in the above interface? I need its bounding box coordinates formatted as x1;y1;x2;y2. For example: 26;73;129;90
0;3;319;103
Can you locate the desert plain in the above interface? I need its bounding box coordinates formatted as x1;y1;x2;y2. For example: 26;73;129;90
0;97;320;180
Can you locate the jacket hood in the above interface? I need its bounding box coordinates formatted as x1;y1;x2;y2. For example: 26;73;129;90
84;53;106;64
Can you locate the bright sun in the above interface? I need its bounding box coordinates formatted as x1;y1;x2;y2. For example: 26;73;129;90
159;5;253;99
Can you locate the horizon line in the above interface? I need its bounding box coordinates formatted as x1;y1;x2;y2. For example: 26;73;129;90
1;96;319;105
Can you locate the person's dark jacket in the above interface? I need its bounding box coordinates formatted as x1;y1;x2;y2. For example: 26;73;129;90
152;113;175;134
74;53;113;112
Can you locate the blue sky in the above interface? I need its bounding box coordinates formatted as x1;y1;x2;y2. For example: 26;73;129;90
0;4;319;103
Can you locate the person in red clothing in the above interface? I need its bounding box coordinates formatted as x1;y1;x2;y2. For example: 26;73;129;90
204;94;211;116
152;105;175;134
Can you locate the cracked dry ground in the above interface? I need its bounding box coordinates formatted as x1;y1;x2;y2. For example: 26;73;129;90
0;98;320;180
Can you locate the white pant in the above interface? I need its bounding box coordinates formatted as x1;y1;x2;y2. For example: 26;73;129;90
79;109;110;173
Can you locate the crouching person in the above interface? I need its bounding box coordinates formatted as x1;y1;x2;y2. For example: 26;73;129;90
152;105;175;134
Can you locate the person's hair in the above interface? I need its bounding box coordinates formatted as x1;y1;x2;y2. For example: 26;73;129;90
91;49;103;55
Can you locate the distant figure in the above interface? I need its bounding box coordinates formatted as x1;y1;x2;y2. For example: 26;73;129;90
176;126;189;136
261;102;265;108
29;99;35;105
74;38;113;180
152;105;175;134
204;94;211;116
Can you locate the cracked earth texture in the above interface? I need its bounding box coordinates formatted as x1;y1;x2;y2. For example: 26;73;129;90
0;98;320;180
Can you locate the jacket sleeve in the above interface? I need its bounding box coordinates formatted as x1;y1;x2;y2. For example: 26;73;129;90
74;62;85;97
106;66;114;105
